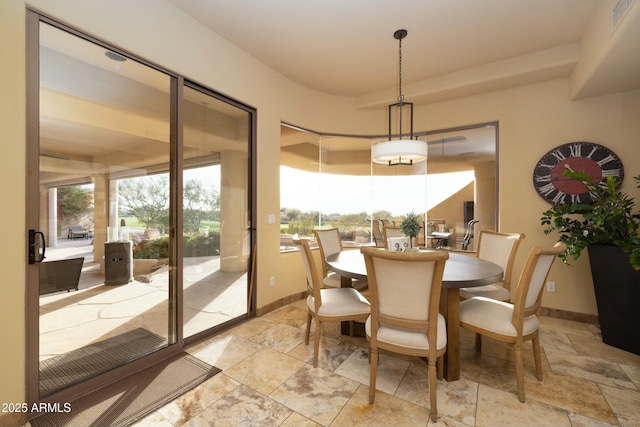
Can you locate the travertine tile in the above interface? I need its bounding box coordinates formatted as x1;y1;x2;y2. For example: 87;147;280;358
37;265;640;427
263;304;309;329
524;366;619;424
270;364;360;425
475;385;572;427
156;373;240;425
436;377;478;425
332;384;432;427
539;317;596;338
334;348;410;396
287;334;359;372
567;333;640;366
182;384;292;427
539;328;578;354
545;348;636;389
567;412;619;427
600;383;640;427
620;361;640;390
223;347;306;396
280;412;320;427
250;322;308;354
189;334;263;370
227;317;277;339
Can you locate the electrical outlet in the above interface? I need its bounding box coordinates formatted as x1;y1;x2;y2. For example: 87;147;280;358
270;276;275;287
546;281;556;292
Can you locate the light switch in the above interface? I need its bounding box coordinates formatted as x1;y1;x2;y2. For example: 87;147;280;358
268;214;276;224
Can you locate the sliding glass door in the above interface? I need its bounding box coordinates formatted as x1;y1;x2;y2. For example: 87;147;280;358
32;20;174;398
181;85;251;339
26;11;255;404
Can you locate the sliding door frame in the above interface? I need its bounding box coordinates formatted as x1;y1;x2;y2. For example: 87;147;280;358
25;8;256;407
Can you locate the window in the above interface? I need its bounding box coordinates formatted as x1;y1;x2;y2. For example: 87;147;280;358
280;123;497;251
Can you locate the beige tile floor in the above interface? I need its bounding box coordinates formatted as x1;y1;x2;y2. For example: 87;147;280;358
106;299;640;427
33;240;640;426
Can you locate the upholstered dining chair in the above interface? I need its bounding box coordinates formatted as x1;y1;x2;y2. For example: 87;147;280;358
459;242;566;403
382;225;402;242
459;230;525;302
292;237;371;367
360;246;449;422
314;227;367;290
313;228;344;288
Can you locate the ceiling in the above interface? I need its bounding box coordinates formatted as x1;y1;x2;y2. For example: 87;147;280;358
36;1;640;182
167;0;640;104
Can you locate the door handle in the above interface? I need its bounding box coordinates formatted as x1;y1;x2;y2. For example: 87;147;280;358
28;229;46;264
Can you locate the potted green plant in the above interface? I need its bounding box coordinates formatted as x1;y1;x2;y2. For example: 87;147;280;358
541;169;640;354
400;211;422;249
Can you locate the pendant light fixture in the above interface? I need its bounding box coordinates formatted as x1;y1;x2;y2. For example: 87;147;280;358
372;29;428;166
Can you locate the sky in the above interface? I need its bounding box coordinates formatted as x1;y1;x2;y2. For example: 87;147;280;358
280;166;474;216
153;164;475;217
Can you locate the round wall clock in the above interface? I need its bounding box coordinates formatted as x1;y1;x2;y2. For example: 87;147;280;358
533;142;624;204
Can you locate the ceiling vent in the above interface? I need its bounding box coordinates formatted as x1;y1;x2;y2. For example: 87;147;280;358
612;0;634;31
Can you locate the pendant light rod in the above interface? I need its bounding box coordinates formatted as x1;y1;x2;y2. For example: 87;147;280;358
372;28;427;166
389;29;413;142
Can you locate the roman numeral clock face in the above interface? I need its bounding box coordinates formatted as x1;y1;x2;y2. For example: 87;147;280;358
533;142;624;204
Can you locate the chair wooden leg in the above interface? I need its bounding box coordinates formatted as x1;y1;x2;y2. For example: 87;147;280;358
475;333;482;352
514;343;525;402
369;347;379;404
313;319;322;368
532;335;543;380
428;357;438;422
305;311;312;345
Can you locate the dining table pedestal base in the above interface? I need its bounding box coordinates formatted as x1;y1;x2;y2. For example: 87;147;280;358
440;287;461;381
340;275;367;337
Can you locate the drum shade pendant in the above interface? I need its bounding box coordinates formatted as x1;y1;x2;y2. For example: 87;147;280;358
372;29;428;166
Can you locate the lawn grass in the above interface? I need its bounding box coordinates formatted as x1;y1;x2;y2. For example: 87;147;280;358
119;217;222;232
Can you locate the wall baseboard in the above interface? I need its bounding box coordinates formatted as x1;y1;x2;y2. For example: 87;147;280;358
258;295;600;326
257;291;307;317
541;307;599;325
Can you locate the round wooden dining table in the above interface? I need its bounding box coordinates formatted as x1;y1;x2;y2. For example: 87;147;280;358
326;249;503;382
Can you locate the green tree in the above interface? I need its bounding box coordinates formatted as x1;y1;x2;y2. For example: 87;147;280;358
372;210;393;220
119;176;169;230
57;186;93;220
183;178;220;232
336;211;369;229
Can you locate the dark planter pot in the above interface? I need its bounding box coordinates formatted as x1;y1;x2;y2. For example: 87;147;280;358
587;245;640;355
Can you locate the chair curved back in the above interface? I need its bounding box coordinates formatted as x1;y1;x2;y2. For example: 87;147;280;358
382;226;402;242
313;228;343;278
459;241;565;403
361;246;448;420
512;242;567;325
361;247;448;351
476;230;525;291
292;236;322;309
